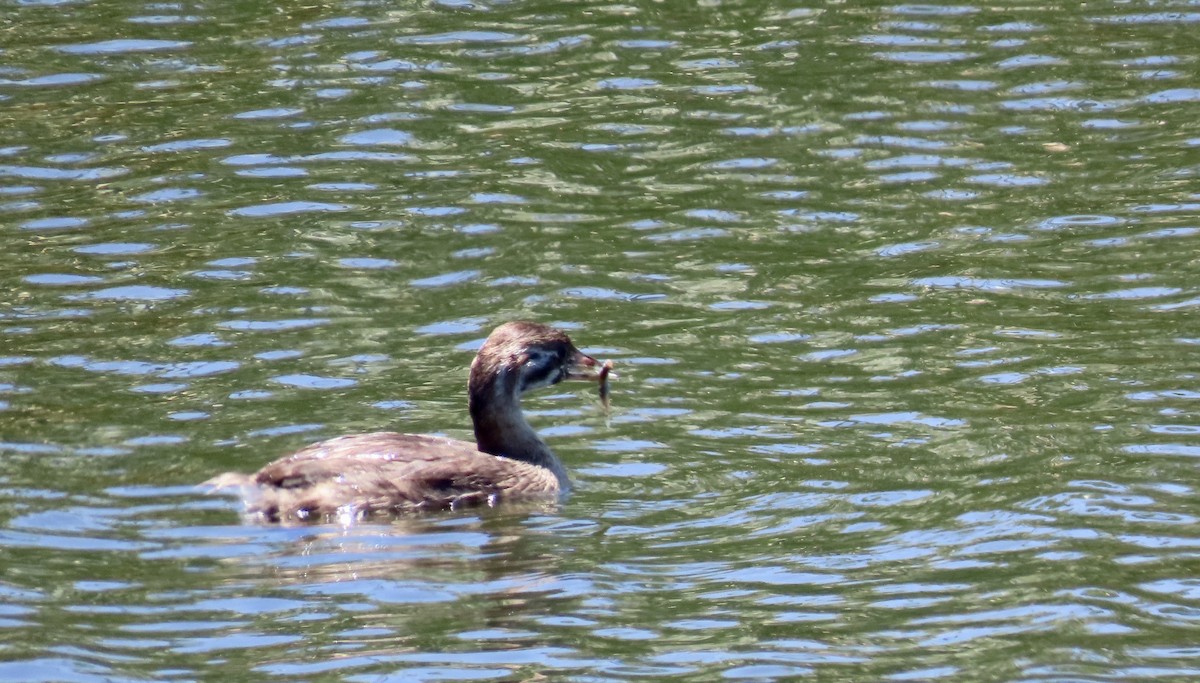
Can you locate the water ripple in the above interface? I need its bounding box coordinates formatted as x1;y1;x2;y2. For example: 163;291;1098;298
65;285;189;301
913;276;1066;291
228;201;353;217
0;164;128;181
55;39;192;54
0;73;105;87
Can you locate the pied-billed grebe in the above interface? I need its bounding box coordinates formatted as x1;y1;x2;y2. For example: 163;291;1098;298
208;321;609;522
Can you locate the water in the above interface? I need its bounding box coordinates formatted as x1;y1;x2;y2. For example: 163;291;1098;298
3;0;1199;680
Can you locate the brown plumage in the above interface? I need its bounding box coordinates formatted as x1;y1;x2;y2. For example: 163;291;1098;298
207;321;606;523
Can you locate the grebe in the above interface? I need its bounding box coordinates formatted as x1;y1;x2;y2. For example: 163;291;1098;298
208;321;609;522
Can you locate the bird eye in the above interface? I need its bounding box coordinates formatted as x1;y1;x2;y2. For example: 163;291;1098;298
517;348;561;392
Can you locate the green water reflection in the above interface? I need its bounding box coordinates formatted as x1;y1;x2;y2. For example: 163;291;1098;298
2;0;1199;680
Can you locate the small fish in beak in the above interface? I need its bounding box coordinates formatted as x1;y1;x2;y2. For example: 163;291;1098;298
598;359;614;411
564;351;616;411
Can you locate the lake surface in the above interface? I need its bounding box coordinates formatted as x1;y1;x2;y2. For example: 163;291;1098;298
3;0;1199;680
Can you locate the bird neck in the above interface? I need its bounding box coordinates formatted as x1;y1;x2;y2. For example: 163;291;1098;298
468;368;569;487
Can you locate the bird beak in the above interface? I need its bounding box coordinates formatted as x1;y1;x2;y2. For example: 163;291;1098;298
566;350;601;381
566;350;616;409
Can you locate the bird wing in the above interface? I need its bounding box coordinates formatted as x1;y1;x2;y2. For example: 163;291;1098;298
243;432;559;521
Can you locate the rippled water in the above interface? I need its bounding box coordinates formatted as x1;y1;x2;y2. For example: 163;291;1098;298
3;0;1199;680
